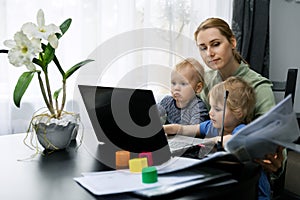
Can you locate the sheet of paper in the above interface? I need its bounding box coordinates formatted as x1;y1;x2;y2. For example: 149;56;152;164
81;154;231;178
81;156;202;176
155;156;203;174
74;170;204;196
156;152;230;174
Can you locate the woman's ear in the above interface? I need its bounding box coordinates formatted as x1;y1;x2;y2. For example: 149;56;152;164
231;36;237;49
195;82;203;93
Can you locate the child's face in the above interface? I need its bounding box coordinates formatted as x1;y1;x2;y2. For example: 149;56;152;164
208;97;240;130
170;67;202;108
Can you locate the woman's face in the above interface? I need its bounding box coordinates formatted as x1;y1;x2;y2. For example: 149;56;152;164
196;27;235;71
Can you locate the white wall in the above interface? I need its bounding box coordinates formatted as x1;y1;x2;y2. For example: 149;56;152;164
270;0;300;113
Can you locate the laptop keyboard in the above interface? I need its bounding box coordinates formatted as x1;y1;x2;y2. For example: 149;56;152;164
169;141;193;149
168;136;216;158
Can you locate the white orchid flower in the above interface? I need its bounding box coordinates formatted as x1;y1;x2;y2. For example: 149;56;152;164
4;31;42;71
21;9;62;49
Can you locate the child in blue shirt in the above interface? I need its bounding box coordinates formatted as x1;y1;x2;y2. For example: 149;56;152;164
163;76;255;142
164;77;271;199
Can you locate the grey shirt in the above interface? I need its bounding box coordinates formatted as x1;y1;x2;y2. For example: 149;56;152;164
158;95;209;125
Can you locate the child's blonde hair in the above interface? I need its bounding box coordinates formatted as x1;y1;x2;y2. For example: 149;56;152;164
208;76;256;124
175;57;205;85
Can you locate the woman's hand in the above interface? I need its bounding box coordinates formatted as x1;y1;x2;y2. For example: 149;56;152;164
254;146;284;173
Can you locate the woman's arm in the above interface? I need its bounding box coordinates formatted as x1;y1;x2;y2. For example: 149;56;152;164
254;146;285;174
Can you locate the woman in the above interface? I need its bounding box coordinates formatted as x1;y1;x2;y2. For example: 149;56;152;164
194;17;285;199
194;18;275;119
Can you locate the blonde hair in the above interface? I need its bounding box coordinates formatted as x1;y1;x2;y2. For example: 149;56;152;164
194;17;247;64
208;77;256;124
175;57;205;85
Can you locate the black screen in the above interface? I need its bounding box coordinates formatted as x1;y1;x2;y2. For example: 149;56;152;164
79;85;171;165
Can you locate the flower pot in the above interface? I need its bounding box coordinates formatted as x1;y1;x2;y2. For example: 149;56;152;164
32;112;80;150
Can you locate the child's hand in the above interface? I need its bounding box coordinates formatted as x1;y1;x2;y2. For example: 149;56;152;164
163;124;181;135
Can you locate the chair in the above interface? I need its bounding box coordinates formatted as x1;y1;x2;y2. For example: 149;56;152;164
271;68;300;199
271;68;298;104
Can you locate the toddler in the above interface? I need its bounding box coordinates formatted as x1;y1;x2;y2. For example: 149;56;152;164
158;58;209;125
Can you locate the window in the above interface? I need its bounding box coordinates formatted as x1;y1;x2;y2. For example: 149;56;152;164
0;0;233;134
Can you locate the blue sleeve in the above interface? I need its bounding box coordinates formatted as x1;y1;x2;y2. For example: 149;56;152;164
199;120;211;138
232;124;246;135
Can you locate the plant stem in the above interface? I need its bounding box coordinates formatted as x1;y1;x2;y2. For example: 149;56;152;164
37;72;55;115
43;68;55;116
55;98;59;114
58;79;67;117
57;79;66;118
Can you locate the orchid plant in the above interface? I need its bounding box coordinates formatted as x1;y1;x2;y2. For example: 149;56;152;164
1;9;93;119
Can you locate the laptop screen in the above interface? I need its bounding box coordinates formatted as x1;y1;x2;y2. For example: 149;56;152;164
78;85;171;165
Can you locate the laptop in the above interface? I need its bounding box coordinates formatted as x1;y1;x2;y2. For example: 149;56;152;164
78;85;209;164
167;134;213;156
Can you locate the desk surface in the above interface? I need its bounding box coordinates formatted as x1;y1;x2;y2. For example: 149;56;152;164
0;133;260;200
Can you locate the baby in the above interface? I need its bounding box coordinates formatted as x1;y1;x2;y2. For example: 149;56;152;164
158;57;209;125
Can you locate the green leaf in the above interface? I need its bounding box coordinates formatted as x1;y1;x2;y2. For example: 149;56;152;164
42;43;55;67
64;59;94;79
13;71;35;108
53;88;62;100
56;18;72;39
32;58;43;68
53;55;65;77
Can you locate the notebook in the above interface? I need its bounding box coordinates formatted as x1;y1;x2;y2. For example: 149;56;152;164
78;85;209;164
225;94;300;161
